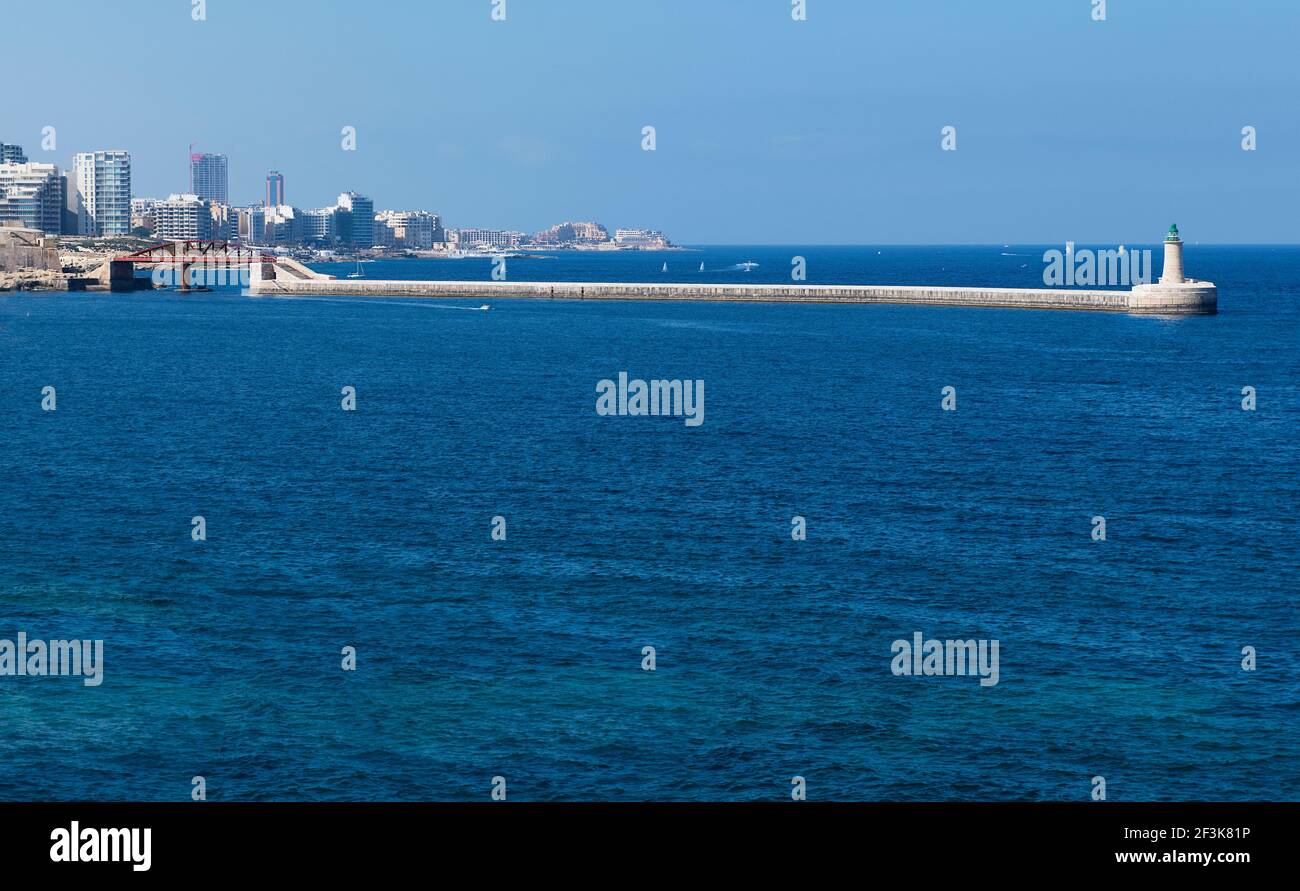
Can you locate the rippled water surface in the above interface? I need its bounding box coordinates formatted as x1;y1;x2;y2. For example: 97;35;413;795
1;246;1296;800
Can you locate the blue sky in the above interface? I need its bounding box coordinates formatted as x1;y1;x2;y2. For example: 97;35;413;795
4;0;1297;243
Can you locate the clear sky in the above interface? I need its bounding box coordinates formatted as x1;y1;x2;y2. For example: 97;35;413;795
4;0;1297;243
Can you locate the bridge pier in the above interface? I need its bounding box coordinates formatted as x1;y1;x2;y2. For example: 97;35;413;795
107;260;136;291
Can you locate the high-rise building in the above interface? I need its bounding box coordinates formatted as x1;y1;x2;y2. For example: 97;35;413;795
265;171;284;207
335;192;375;248
190;152;228;204
61;170;80;235
153;194;215;240
74;150;132;236
1;143;28;164
0;161;63;233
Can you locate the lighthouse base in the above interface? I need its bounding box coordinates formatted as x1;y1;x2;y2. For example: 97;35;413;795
1128;281;1218;315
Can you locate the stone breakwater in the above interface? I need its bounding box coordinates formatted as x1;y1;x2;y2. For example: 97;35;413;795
247;261;1217;315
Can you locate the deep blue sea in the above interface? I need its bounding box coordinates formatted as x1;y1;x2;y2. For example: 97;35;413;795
2;245;1296;801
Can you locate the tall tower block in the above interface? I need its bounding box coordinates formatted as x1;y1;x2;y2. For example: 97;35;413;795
1160;223;1185;284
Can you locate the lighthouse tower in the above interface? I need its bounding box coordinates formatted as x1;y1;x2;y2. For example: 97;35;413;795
1130;223;1216;314
1160;223;1185;284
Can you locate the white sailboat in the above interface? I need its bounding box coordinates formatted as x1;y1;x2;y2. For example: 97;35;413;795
346;260;364;279
662;262;668;272
699;261;705;271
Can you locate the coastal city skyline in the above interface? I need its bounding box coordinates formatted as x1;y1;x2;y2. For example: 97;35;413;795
3;0;1298;244
0;137;673;252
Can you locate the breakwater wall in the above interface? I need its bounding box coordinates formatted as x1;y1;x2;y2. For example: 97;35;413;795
247;262;1216;315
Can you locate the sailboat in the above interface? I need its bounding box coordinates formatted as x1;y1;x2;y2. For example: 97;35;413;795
346;260;364;279
699;261;704;272
662;262;668;272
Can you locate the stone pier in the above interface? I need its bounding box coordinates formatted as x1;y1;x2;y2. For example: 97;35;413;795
248;266;1216;315
245;227;1218;316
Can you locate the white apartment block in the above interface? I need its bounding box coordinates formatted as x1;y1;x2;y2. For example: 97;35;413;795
375;210;442;248
74;150;132;236
153;193;215;241
0;161;63;233
456;228;525;248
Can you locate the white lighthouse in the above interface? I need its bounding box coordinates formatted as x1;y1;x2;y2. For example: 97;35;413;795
1129;223;1216;314
1160;223;1185;284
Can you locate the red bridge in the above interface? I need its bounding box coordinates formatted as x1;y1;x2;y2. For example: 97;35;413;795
105;240;276;290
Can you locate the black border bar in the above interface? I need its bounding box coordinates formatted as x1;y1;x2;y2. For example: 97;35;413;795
0;801;1284;877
